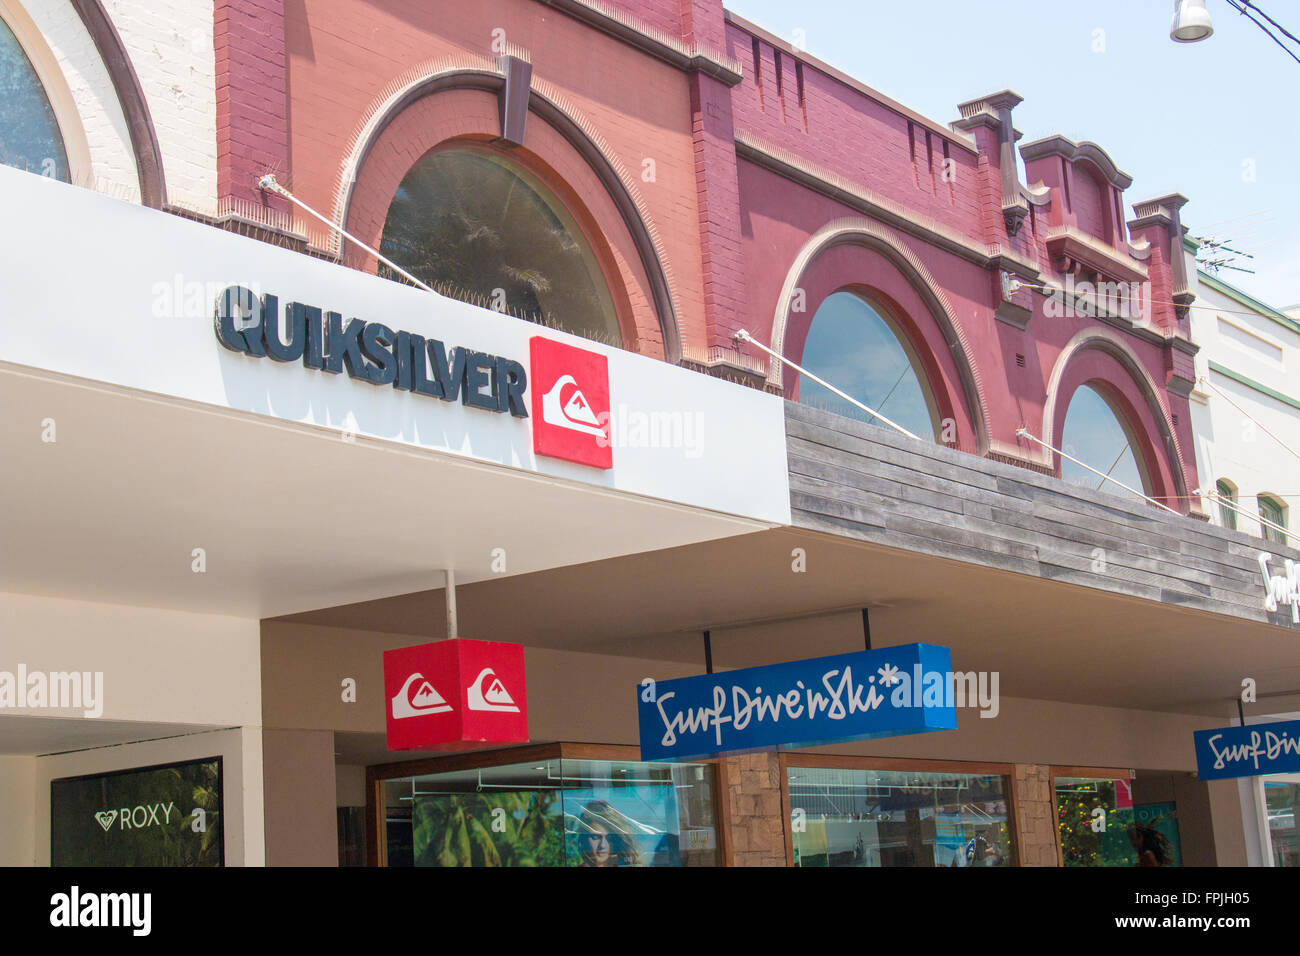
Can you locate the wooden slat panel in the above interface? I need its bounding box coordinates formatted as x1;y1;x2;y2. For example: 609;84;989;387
785;401;1300;627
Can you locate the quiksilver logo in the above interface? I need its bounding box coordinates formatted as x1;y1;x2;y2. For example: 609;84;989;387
49;886;151;936
213;286;529;417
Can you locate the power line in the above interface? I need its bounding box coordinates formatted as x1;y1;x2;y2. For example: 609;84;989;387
1240;1;1300;46
1227;0;1300;66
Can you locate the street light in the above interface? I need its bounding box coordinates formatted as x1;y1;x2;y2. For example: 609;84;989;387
1171;0;1214;42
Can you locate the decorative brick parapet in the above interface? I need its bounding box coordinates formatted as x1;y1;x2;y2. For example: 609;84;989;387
1013;764;1061;866
723;752;788;866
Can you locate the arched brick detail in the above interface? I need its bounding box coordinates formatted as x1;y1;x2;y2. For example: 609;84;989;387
770;219;990;455
334;62;678;361
1043;329;1192;512
70;0;166;208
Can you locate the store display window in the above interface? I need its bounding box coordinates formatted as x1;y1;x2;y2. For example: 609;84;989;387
784;757;1014;867
1053;772;1180;866
370;745;720;867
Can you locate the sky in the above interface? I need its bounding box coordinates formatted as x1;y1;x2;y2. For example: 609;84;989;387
727;0;1300;309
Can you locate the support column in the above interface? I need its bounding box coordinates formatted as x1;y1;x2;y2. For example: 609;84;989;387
723;752;787;866
1013;763;1061;866
262;728;338;866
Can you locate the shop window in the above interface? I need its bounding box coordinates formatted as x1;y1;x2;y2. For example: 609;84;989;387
1054;775;1181;866
1216;479;1238;531
786;765;1013;867
798;291;938;441
1264;778;1300;867
337;806;367;867
379;147;621;346
1259;495;1287;545
0;15;70;181
377;748;719;867
1060;383;1148;501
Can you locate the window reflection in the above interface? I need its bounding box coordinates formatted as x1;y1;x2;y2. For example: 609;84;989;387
1259;496;1287;545
379;147;620;346
382;757;718;867
798;291;937;441
1060;383;1147;500
787;767;1012;867
1217;479;1238;531
1265;780;1300;867
0;16;70;181
1055;777;1181;866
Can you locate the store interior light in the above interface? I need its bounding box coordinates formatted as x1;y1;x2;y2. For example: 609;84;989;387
1171;0;1214;43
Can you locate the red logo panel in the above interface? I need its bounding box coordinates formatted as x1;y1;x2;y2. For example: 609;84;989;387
529;336;612;469
383;639;528;751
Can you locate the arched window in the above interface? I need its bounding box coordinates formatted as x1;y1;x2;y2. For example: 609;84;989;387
1259;495;1287;545
378;146;620;346
1060;383;1148;500
0;14;69;181
798;291;937;441
1216;479;1238;531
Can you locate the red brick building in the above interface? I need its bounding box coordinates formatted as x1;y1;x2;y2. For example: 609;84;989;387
10;0;1294;872
199;0;1201;509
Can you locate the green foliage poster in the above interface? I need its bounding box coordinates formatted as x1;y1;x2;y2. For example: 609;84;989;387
51;758;223;867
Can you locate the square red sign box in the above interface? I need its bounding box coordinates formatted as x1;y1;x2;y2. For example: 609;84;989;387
529;336;613;469
383;639;528;751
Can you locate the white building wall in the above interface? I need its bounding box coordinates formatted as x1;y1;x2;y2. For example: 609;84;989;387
1187;250;1300;544
11;0;140;201
0;756;36;865
104;0;217;213
15;0;219;211
0;591;261;725
0;593;264;865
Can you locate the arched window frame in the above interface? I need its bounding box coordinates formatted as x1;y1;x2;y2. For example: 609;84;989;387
1216;479;1239;531
0;0;92;184
1259;494;1287;545
1059;379;1155;500
795;287;943;442
377;135;637;350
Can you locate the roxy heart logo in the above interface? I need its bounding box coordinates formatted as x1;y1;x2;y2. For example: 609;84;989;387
94;811;117;832
529;336;612;469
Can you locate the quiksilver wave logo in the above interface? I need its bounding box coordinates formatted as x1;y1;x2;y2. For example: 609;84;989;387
50;886;151;936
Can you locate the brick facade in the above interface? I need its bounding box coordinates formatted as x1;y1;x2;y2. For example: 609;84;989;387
31;0;1203;511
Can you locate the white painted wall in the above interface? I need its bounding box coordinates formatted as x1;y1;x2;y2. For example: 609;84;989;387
0;591;261;726
1186;249;1300;544
103;0;218;213
8;0;139;201
0;755;36;865
13;0;218;211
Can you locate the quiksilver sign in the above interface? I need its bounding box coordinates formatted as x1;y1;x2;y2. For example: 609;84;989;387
213;286;528;416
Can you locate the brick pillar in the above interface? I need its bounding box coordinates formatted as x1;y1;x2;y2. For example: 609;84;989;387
687;72;747;354
214;0;289;216
723;752;787;866
1013;763;1060;866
